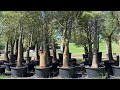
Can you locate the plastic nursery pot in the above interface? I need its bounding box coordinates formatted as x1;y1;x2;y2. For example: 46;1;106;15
104;61;117;75
112;66;120;77
10;66;27;77
85;66;105;78
0;60;8;65
58;53;63;60
69;53;71;60
31;60;39;66
0;65;5;74
23;63;36;72
4;63;16;71
58;67;76;78
35;66;51;78
69;58;77;66
75;65;85;74
13;55;17;61
97;52;102;63
83;54;88;59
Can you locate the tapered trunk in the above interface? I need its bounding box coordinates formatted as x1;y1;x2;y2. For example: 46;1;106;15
17;35;23;67
91;26;98;68
52;40;56;62
46;44;51;66
91;54;98;68
4;41;9;62
107;36;113;61
88;34;93;64
9;40;14;63
62;39;69;68
14;39;18;56
35;44;39;61
39;51;47;68
26;47;30;63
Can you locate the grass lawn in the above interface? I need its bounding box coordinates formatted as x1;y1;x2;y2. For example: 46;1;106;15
0;75;11;79
69;41;120;55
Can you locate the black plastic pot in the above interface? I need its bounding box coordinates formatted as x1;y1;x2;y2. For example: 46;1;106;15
49;62;59;77
104;61;117;75
84;58;92;66
35;67;51;78
69;58;77;66
69;53;71;60
0;65;5;74
10;66;27;77
75;65;85;74
58;53;63;60
0;61;3;65
83;54;88;59
86;67;105;78
4;63;16;71
34;61;39;66
59;67;76;78
31;60;39;66
116;55;119;61
97;52;102;63
112;66;120;77
23;63;35;72
13;55;17;60
0;60;8;65
25;57;31;61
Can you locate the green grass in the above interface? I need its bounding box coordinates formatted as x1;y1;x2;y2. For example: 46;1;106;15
0;75;11;79
69;43;84;54
69;41;120;55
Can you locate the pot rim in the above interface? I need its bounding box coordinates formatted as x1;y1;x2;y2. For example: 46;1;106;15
112;66;120;68
35;66;51;69
85;66;105;69
58;66;75;69
4;63;15;65
10;66;27;69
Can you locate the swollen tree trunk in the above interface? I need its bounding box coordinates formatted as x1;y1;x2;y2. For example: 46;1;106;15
88;34;93;64
46;43;51;66
17;35;23;67
39;51;47;68
52;40;57;62
91;24;98;68
62;39;69;68
26;47;30;63
4;41;9;62
107;36;113;61
9;40;14;63
35;44;39;61
14;39;18;56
